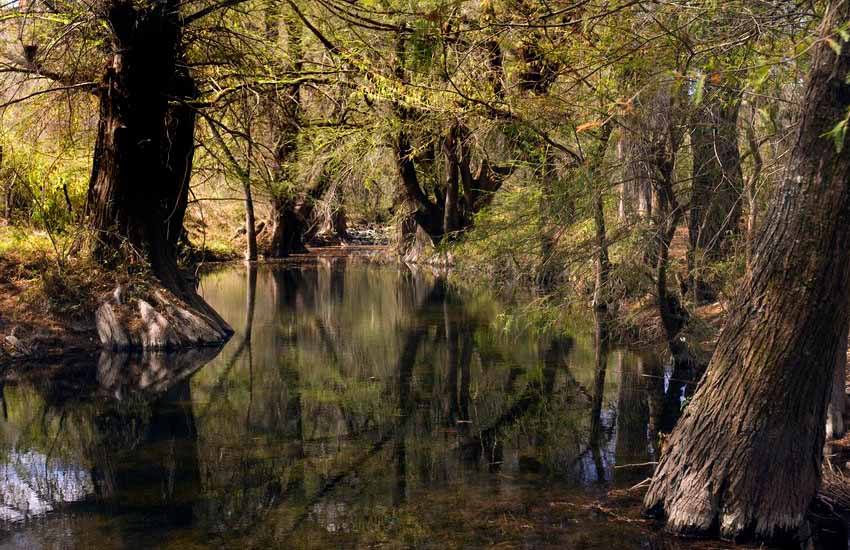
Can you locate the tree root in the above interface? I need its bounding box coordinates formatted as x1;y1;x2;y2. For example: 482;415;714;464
96;283;231;351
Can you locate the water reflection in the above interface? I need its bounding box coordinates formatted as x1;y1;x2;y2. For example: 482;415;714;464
1;258;702;548
0;348;219;536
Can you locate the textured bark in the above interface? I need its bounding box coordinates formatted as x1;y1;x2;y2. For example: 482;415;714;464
265;9;307;258
620;117;654;222
644;4;850;543
589;126;613;314
443;124;462;236
96;285;230;351
743;116;764;266
242;176;258;261
269;197;308;256
88;0;186;276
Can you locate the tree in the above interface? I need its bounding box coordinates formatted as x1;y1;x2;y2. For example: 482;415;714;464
85;0;235;344
643;2;850;543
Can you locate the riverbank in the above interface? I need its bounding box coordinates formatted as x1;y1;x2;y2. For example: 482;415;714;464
0;229;396;367
0;234;100;365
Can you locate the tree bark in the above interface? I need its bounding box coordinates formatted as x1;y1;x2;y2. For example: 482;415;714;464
620;115;654;222
443;123;462;236
589;125;613;316
743;114;764;267
265;8;307;258
644;4;850;543
242;178;258;261
243;135;258;261
269;197;307;256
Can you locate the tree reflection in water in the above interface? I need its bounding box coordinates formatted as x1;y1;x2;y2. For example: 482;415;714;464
0;259;689;549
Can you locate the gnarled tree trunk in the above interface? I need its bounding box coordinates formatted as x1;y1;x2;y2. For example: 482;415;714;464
268;168;331;257
87;0;231;349
644;4;850;543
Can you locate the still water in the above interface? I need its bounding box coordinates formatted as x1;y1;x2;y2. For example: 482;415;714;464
0;257;705;549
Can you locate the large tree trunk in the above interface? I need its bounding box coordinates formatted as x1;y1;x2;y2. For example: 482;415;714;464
442;123;462;236
688;83;743;257
268;168;331;257
644;4;850;543
265;8;306;258
87;0;231;349
620;116;654;222
269;197;308;256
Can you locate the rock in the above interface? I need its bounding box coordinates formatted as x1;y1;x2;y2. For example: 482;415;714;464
3;333;31;357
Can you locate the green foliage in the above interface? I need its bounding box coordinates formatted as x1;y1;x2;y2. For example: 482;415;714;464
1;142;88;233
825;108;850;152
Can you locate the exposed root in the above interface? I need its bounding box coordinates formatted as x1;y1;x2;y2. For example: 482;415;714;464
96;283;231;351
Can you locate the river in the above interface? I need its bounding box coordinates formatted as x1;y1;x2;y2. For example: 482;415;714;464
0;257;725;549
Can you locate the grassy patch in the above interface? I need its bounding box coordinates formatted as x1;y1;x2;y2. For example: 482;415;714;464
0;225;57;261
